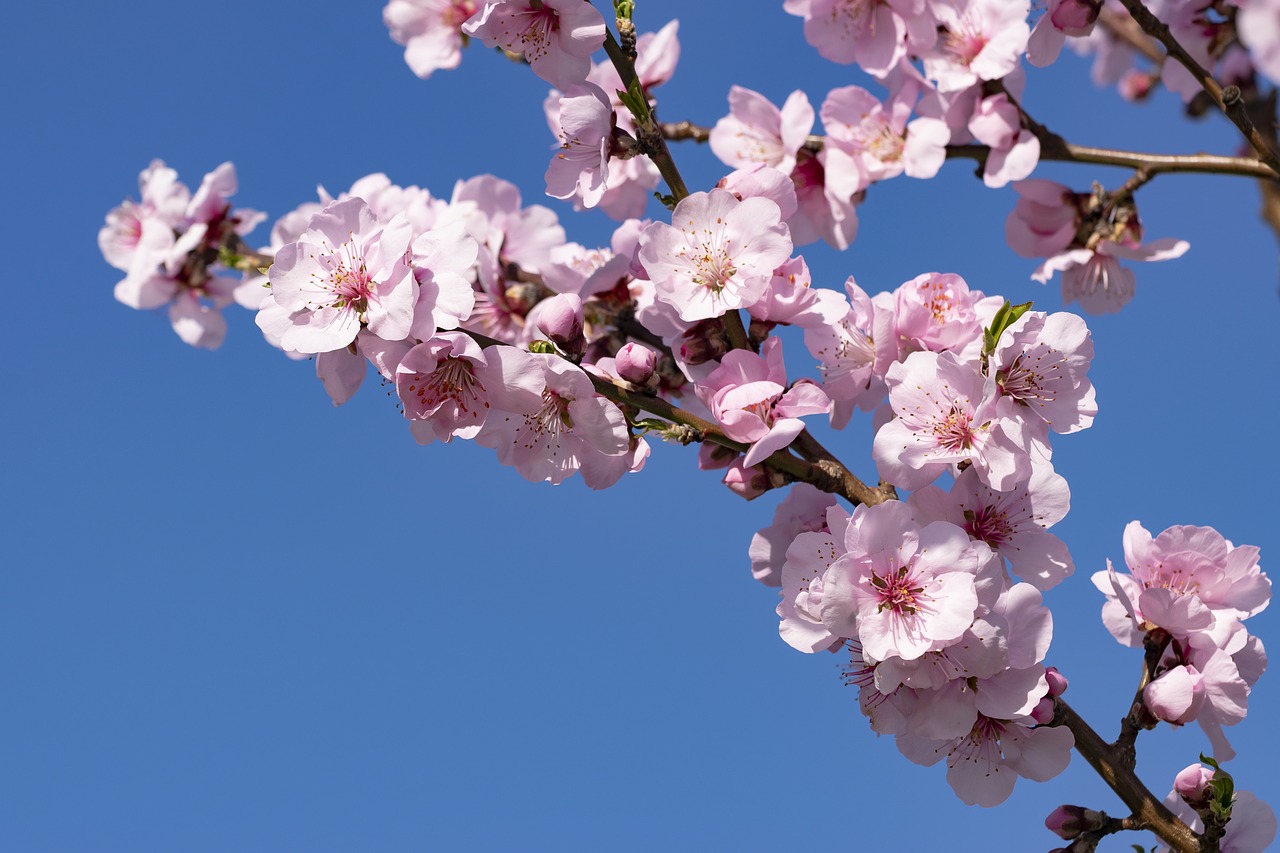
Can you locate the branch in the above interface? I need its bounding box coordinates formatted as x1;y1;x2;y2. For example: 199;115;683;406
460;329;885;506
1115;0;1280;176
603;30;689;202
1054;698;1205;853
1098;5;1165;65
659;121;1280;181
1113;630;1171;769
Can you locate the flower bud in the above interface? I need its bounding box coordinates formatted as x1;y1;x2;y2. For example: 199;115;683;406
615;342;657;385
1119;69;1156;102
1174;763;1216;808
535;293;585;354
1045;805;1086;839
1045;666;1069;697
1031;696;1056;724
1045;805;1107;840
722;458;783;499
1049;0;1101;35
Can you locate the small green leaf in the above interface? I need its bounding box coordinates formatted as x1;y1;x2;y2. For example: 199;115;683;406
528;340;557;355
613;0;634;20
982;300;1034;358
653;191;677;211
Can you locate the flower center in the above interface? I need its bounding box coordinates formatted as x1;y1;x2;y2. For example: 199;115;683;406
932;404;976;452
965;505;1012;548
870;563;926;615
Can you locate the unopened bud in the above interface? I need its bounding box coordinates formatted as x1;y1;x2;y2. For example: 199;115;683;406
1031;696;1056;724
1045;805;1106;839
1118;69;1156;101
1050;0;1101;35
1045;667;1069;697
722;458;783;499
535;293;585;354
615;342;657;385
1174;763;1216;808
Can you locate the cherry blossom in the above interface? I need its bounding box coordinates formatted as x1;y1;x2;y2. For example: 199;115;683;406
637;189;792;322
383;0;479;79
462;0;605;89
260;197;415;353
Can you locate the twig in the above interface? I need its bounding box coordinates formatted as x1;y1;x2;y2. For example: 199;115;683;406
660;121;1279;180
1054;698;1205;853
1116;0;1280;176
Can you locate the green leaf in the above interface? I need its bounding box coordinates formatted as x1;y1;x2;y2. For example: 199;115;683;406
982;300;1034;358
653;191;677;211
616;77;651;123
528;340;557;355
613;0;634;20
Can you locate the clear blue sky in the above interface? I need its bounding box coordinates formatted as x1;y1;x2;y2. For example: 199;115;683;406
3;2;1278;850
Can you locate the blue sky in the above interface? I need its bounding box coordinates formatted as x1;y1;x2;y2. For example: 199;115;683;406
3;2;1279;850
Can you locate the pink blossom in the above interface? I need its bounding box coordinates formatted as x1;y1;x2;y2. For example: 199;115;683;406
910;464;1074;590
1006;179;1079;258
783;0;936;77
383;0;479;79
1238;0;1280;87
897;716;1074;806
262;198;416;353
888;272;987;359
989;309;1097;436
1027;0;1102;67
637;189;793;322
695;337;831;467
544;83;613;208
748;255;849;330
709;86;814;175
820;85;949;197
874;350;1031;491
1093;522;1271;644
462;0;605;89
924;0;1032;92
967;94;1040;188
819;501;985;662
1162;787;1278;853
475;351;630;486
803;277;883;422
397;333;526;443
754;483;839;587
776;508;849;652
408;221;479;341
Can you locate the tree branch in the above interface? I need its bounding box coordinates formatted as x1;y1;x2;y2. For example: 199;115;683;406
1054;698;1205;853
603;30;689;202
659;121;1279;180
1115;0;1280;176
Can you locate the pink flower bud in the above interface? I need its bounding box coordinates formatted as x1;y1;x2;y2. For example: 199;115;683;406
1050;0;1101;35
723;458;778;499
1119;70;1156;102
1045;805;1086;839
536;293;585;354
1031;696;1056;724
615;342;657;385
1045;666;1069;697
1174;763;1216;808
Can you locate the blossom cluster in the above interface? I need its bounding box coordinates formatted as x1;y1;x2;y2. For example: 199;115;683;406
100;0;1277;848
1095;521;1270;761
100;161;265;348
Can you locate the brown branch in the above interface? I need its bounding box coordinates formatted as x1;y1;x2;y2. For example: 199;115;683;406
603;31;689;201
1098;5;1165;65
1113;630;1171;769
1116;0;1280;175
1054;698;1205;853
660;121;1279;180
